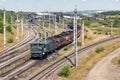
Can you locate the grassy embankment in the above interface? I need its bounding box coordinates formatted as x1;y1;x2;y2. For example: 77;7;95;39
87;22;120;36
58;36;120;80
112;55;120;68
0;24;23;50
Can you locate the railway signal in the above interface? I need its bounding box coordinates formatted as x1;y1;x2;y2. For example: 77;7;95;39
3;8;6;48
73;6;78;67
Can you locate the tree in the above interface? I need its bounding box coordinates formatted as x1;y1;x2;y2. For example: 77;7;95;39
113;18;120;27
7;25;13;34
0;22;3;33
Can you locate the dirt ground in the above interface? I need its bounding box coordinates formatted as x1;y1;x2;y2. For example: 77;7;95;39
85;48;120;80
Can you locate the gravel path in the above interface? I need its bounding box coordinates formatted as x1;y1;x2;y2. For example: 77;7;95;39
85;48;120;80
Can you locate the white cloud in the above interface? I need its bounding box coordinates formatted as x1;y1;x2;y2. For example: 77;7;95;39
115;0;119;2
0;0;6;2
81;0;87;2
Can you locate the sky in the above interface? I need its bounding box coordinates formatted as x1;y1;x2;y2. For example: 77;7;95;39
0;0;120;12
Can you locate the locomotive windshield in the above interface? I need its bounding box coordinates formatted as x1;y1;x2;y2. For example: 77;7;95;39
30;43;45;54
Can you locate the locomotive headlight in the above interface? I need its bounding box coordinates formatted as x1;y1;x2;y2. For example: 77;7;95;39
43;52;45;55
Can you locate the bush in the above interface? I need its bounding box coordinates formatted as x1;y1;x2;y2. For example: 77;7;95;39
94;32;97;34
26;54;31;59
95;47;104;53
0;22;3;33
105;32;108;35
7;38;14;43
84;35;87;39
77;41;82;46
98;32;101;34
59;65;70;77
118;59;120;64
7;25;13;34
88;37;92;40
64;45;72;51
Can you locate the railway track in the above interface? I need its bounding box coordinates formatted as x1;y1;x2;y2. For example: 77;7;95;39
28;36;120;80
0;23;57;80
0;26;39;77
0;60;38;80
0;27;38;63
0;52;59;80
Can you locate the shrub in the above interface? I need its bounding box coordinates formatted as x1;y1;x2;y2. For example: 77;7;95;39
59;65;70;77
88;37;92;40
98;32;101;34
7;38;14;43
26;54;31;59
94;32;97;34
64;45;72;51
77;41;82;46
118;59;120;64
84;35;87;39
105;32;108;35
7;25;12;34
95;47;104;53
0;22;3;33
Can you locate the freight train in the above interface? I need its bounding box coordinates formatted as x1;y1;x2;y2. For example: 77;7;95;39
30;25;81;59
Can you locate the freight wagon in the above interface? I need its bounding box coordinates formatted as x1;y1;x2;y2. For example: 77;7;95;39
30;25;81;59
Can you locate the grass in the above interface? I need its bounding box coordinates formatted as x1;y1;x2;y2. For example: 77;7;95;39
58;39;120;80
95;47;104;53
59;65;70;77
88;22;120;36
0;25;23;50
7;37;14;43
112;55;120;68
64;45;72;51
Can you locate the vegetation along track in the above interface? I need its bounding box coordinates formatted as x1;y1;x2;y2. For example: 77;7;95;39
0;28;29;54
28;36;120;80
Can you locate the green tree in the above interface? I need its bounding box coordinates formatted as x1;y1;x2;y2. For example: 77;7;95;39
0;22;3;33
7;25;12;33
113;18;120;27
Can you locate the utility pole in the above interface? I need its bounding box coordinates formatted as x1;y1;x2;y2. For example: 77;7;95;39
73;7;78;67
52;14;54;24
16;14;19;40
43;13;45;28
111;22;113;37
49;13;50;30
3;8;6;48
59;15;61;24
21;18;24;35
82;21;85;47
62;18;64;30
43;13;46;43
54;15;57;34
